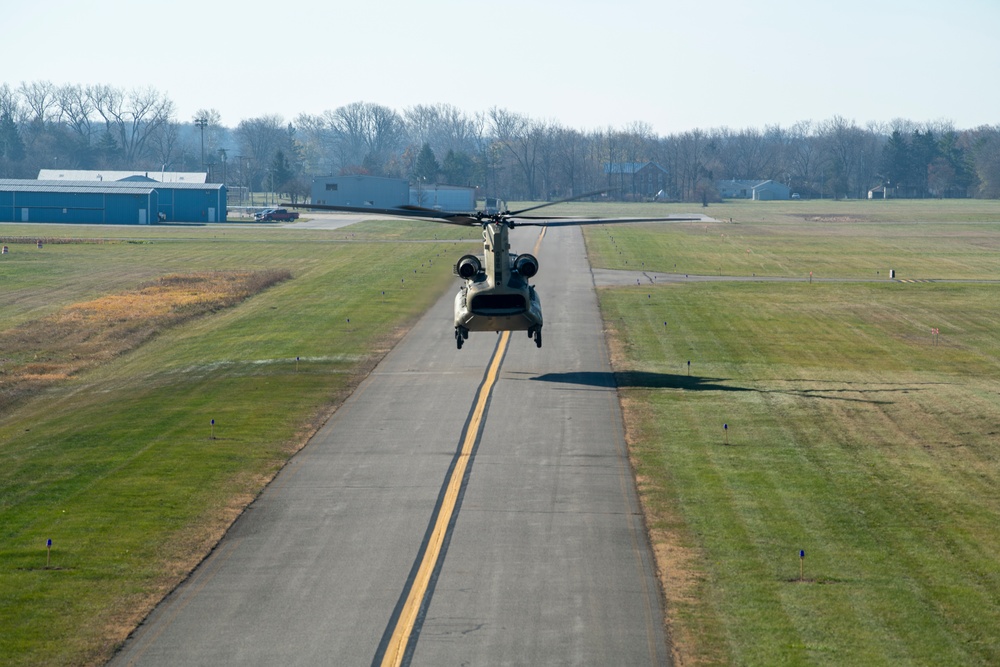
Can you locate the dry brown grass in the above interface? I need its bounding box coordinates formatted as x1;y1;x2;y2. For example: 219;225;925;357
0;236;124;245
604;318;726;666
0;270;290;414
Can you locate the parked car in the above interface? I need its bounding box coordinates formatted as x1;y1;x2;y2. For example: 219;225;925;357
255;208;299;221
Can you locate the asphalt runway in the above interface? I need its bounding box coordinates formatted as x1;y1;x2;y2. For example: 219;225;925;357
110;224;669;666
283;211;383;229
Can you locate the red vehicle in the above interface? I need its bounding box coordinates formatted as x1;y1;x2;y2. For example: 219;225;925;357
255;208;300;221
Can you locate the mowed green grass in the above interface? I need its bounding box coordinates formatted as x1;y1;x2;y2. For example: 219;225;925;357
582;204;1000;280
0;221;477;666
586;201;1000;665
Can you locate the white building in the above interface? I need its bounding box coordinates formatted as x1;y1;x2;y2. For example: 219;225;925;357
717;179;791;201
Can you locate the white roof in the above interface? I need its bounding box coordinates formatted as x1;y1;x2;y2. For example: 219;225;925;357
37;169;207;184
0;178;155;195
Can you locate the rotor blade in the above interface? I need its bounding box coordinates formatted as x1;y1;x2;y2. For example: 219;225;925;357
505;189;609;217
280;202;479;225
504;214;594;220
512;215;704;228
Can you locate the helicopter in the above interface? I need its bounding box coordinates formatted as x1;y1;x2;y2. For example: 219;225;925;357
284;193;699;349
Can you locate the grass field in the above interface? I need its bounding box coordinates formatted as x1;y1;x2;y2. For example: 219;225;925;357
585;200;1000;665
0;221;477;666
2;201;999;665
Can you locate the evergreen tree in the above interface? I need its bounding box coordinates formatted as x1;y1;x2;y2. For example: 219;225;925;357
442;149;475;185
0;110;25;162
880;130;909;191
938;131;973;197
909;130;940;196
97;130;120;167
413;142;439;182
270;150;293;192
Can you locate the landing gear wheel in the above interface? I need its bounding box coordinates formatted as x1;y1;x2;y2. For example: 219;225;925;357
534;328;542;348
527;327;535;339
455;326;468;350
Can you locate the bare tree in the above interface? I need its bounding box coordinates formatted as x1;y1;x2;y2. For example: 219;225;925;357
815;116;882;198
323;102;406;176
786;121;821;195
663;129;712;201
711;126;776;180
56;84;96;145
598;123;656;200
19;80;58;124
550;126;588;197
363;103;407;175
292;112;336;176
88;85;174;165
404;103;481;158
489;107;546;199
0;84;23;120
148;120;181;169
235;114;287;189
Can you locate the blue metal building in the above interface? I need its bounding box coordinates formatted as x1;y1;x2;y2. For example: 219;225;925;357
116;178;227;222
311;175;408;208
0;180;158;224
409;185;476;211
0;179;227;224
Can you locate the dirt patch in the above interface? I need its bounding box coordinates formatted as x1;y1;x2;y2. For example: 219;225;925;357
0;270;290;416
804;215;870;223
0;236;148;246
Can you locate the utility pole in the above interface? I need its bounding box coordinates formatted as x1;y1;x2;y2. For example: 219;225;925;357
233;155;242;206
194;117;208;171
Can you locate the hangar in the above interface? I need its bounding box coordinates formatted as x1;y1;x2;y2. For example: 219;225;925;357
0;178;226;224
311;175;408;208
410;184;476;211
312;175;477;212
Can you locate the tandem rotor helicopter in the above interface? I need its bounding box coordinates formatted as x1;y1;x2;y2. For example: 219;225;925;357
286;193;699;350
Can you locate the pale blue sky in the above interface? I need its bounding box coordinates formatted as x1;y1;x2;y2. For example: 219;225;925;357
5;0;998;134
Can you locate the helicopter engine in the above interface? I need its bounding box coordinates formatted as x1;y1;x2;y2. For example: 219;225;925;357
513;253;539;278
454;254;482;279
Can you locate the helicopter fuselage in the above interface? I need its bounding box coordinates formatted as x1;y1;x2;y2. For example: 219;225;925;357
454;276;542;332
453;221;542;348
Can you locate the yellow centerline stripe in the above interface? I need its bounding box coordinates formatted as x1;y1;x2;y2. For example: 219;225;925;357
534;227;547;255
381;330;511;667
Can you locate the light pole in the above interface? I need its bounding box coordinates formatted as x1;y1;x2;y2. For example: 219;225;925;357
219;148;228;186
194;117;208;171
234;155;246;208
238;156;252;208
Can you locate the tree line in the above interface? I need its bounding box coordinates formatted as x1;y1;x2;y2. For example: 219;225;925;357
3;81;1000;202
